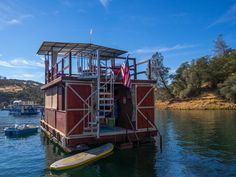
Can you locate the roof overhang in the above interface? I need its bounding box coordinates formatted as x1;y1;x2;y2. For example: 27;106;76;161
37;41;127;58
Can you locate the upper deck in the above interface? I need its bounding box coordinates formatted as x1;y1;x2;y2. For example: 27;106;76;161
37;41;157;87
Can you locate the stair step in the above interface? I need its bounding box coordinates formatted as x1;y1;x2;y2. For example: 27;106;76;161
99;92;112;95
95;115;105;119
99;98;114;101
99;109;112;112
100;103;113;107
84;127;97;131
88;121;98;125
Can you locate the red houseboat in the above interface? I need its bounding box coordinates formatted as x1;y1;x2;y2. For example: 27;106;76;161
37;42;160;152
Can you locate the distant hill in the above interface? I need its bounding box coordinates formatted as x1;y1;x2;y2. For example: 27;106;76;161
0;76;44;108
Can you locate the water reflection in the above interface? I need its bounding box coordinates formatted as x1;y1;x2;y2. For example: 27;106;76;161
156;110;236;177
42;134;157;177
1;110;236;177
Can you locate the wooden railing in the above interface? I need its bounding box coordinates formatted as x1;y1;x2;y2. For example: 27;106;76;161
45;54;154;83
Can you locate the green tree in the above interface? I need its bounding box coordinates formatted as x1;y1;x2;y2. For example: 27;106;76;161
171;59;210;99
171;62;200;98
218;75;236;103
149;52;174;99
209;51;236;87
214;34;228;57
192;57;212;85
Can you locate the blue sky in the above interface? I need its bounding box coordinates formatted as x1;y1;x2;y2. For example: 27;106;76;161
0;0;236;83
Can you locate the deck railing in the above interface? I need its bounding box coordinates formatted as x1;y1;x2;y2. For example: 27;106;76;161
45;53;155;84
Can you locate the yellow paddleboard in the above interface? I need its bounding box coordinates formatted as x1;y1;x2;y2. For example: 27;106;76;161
50;143;114;171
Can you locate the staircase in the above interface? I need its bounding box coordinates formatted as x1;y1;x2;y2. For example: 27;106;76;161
99;67;114;119
83;59;115;137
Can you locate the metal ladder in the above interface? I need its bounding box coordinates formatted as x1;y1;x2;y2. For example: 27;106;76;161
99;60;114;119
84;58;115;137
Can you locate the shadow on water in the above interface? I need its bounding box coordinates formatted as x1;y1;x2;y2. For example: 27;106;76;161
42;133;158;177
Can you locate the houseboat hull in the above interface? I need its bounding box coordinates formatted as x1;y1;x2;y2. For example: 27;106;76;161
41;119;157;152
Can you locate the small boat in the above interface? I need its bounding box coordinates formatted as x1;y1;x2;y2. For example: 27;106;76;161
4;124;38;136
9;100;39;116
50;143;114;171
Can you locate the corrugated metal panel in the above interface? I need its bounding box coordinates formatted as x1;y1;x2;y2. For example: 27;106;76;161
37;41;127;58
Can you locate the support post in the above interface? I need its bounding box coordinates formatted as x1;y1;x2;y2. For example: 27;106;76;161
133;59;137;80
45;55;48;84
61;58;64;75
69;52;72;76
55;63;58;79
111;57;115;67
65;83;68;136
148;60;151;80
96;49;100;138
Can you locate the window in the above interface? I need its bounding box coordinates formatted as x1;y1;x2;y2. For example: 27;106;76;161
45;87;57;109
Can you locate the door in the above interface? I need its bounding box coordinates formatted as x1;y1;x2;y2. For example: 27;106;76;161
136;84;155;129
66;82;92;135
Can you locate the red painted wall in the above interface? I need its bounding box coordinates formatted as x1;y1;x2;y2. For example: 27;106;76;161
45;109;56;128
56;111;65;133
66;84;92;135
136;85;154;129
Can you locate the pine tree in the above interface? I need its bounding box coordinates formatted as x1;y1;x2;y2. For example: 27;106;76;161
149;52;174;98
214;34;228;57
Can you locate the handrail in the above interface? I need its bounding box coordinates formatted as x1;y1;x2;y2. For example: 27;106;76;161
136;59;149;65
46;55;160;83
82;70;116;127
131;71;146;76
86;70;117;101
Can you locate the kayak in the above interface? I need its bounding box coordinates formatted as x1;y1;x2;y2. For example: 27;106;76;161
50;143;114;170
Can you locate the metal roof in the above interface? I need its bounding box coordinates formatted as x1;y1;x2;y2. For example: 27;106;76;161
37;41;127;58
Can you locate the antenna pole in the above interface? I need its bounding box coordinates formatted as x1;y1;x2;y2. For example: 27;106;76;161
90;29;93;44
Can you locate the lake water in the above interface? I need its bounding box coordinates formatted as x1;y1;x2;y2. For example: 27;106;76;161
0;110;236;177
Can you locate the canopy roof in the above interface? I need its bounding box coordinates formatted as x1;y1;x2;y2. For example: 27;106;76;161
37;41;127;58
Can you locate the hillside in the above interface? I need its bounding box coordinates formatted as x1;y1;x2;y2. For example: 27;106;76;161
0;77;44;108
156;92;236;110
153;37;236;109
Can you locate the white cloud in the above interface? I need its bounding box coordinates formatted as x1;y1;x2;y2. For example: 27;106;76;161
0;58;44;68
8;73;39;80
34;62;44;68
6;19;21;25
39;56;45;61
0;53;2;57
133;44;195;54
209;3;236;27
0;60;13;67
99;0;111;9
21;74;35;78
5;14;33;26
0;1;33;29
10;59;30;65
